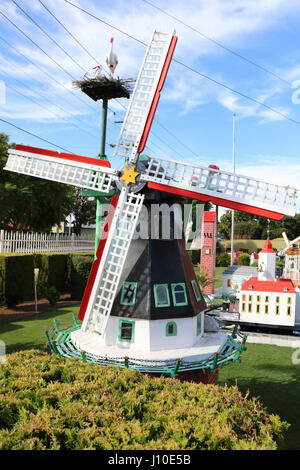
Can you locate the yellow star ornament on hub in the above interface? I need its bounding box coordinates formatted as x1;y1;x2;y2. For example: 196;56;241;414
120;166;139;186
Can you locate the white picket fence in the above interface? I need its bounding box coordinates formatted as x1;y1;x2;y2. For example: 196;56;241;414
0;230;94;254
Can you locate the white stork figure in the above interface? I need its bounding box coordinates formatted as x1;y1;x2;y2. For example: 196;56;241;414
83;65;102;80
106;37;118;77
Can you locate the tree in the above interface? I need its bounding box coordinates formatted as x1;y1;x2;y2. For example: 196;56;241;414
218;209;300;241
71;189;97;235
0;133;75;231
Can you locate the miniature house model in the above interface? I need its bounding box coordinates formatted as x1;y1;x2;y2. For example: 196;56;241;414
239;239;299;328
222;265;258;297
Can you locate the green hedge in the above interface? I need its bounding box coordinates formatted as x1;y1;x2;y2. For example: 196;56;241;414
188;249;201;265
33;254;70;297
70;254;93;300
0;350;289;450
1;254;34;307
0;253;93;307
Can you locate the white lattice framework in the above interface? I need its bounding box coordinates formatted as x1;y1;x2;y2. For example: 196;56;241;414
141;155;297;217
5;148;118;194
82;189;145;335
114;29;176;163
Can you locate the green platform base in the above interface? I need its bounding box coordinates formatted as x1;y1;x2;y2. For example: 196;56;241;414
45;319;247;379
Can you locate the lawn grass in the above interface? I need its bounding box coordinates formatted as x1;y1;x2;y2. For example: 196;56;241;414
0;305;80;354
193;265;226;290
0;305;299;449
214;266;226;289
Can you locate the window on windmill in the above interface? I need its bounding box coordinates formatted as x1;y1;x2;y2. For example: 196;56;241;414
166;321;177;336
191;279;202;302
171;283;188;306
119;320;135;342
154;284;170;308
120;282;138;306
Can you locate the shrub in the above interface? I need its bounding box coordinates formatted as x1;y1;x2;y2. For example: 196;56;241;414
2;254;34;307
188;249;201;265
70;254;93;300
45;286;60;307
0;350;289;450
34;254;70;296
0;257;6;305
216;253;230;267
0;252;93;306
237;253;251;266
196;264;213;290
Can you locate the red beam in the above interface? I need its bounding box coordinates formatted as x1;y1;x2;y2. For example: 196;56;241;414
15;144;111;168
78;195;119;322
147;182;284;221
137;35;178;154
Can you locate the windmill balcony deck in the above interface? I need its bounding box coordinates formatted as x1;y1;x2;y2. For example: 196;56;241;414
45;316;247;378
70;329;228;363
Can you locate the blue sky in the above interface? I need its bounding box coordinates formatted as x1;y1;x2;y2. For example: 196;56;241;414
1;0;300;214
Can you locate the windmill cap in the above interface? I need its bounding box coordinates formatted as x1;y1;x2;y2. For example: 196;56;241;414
208;164;219;170
260;238;275;253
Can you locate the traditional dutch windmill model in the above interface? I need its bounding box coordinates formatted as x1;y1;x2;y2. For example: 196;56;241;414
5;30;297;382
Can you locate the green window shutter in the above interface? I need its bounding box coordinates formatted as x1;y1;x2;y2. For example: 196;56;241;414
120;282;138;306
171;283;188;306
191;279;201;302
118;320;135;343
153;284;170;308
166;321;177;336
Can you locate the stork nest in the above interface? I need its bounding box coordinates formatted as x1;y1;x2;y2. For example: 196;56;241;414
72;76;135;101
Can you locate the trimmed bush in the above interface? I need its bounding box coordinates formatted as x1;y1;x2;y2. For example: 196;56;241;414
188;249;201;265
45;286;60;307
70;254;93;300
237;253;251;266
34;254;70;296
216;253;230;267
2;254;34;307
0;252;94;306
0;350;289;450
0;257;5;305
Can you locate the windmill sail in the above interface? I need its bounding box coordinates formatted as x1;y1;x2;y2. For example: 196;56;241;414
5;145;118;194
140;156;297;220
114;30;177;164
81;188;144;335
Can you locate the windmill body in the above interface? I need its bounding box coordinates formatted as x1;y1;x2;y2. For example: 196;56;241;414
4;30;298;380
